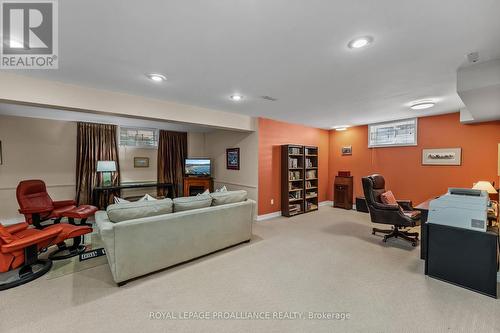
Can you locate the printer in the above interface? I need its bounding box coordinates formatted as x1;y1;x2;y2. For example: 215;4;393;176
428;188;489;232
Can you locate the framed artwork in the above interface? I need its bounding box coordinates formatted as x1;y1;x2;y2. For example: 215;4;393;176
226;148;240;170
134;157;150;168
422;148;462;166
341;146;352;155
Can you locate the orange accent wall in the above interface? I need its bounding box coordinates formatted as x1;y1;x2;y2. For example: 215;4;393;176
329;112;500;205
258;118;330;215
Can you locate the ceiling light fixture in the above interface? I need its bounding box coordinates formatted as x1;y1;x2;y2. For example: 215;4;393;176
347;36;374;49
410;101;435;110
230;94;243;102
146;73;167;82
332;125;349;131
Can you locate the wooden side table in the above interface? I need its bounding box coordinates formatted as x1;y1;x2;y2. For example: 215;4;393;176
334;176;353;210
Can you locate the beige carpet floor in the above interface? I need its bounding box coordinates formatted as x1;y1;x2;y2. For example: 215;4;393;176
1;207;499;333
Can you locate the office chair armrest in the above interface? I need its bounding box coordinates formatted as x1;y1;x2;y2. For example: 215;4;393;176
52;200;77;208
5;222;29;234
0;226;62;253
18;206;53;215
397;200;413;211
374;202;400;211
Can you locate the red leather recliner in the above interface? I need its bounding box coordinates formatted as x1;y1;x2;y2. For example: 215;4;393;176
0;222;61;290
16;180;96;259
0;222;94;290
17;180;98;228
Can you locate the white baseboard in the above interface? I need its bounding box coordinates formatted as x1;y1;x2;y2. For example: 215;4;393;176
319;201;333;207
256;211;282;221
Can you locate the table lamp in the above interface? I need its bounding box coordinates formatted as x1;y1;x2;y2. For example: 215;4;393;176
472;181;498;201
97;160;116;187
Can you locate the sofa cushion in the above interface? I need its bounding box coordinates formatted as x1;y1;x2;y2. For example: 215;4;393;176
173;195;212;212
210;190;247;206
106;198;173;223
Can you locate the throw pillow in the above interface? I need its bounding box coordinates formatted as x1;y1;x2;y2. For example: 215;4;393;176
381;190;398;205
114;196;130;204
138;194;157;201
215;185;228;193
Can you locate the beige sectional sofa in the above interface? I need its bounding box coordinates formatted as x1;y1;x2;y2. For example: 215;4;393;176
95;191;255;285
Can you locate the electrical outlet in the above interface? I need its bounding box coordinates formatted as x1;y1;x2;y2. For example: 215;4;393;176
271;199;274;205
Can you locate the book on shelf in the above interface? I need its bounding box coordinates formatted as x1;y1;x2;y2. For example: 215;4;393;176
289;191;302;200
306;202;318;210
289;170;302;180
289;147;302;155
306;191;317;197
305;148;317;155
288;158;299;168
289;204;302;213
305;158;315;168
306;170;317;179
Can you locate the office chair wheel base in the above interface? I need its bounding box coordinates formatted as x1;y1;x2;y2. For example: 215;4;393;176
49;244;86;260
0;259;52;291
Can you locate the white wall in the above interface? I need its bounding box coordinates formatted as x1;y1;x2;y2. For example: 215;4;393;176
0;116;77;223
203;129;258;209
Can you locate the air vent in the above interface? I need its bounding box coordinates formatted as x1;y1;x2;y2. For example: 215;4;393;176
261;96;277;101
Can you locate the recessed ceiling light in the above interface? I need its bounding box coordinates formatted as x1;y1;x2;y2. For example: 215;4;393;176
348;36;374;49
410;101;435;110
230;94;243;102
146;73;167;82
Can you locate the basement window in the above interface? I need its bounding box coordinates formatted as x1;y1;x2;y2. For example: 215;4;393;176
119;127;158;148
368;118;417;148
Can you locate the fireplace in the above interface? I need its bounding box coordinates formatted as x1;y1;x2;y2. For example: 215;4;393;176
189;185;206;196
183;177;213;196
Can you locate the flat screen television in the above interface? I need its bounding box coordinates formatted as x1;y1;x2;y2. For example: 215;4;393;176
185;158;211;176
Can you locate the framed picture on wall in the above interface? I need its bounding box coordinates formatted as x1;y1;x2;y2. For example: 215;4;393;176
134;157;150;168
341;146;352;155
226;148;240;170
422;148;462;166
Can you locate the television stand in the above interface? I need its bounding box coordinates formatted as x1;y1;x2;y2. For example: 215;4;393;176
183;177;213;196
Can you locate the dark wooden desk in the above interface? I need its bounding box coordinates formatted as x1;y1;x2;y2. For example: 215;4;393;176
426;223;498;298
92;182;174;209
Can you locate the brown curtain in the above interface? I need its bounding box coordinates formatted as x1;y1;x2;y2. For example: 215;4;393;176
157;130;187;197
76;122;120;207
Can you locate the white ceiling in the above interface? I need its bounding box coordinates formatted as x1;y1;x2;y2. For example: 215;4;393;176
13;0;500;128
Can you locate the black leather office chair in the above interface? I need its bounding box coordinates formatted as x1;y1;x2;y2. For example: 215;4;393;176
362;174;420;246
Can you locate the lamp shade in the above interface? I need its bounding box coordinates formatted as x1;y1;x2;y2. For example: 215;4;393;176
96;160;117;172
472;181;498;194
